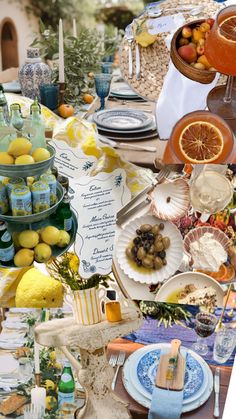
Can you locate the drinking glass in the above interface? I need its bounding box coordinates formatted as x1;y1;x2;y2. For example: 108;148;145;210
39;84;59;110
213;327;236;364
94;74;112;111
189;170;233;214
24;405;44;419
192;312;218;355
205;6;236;124
101;62;113;74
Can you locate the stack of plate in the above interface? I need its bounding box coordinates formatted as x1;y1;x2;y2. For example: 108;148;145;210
110;83;144;102
122;343;213;413
93;108;157;141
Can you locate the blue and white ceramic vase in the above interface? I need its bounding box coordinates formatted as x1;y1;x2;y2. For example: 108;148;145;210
19;48;52;100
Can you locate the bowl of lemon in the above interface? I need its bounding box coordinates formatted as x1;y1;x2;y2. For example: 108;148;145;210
0;137;55;177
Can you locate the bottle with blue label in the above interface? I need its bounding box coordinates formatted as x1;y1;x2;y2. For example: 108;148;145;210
58;360;75;408
56;194;73;231
0;221;15;265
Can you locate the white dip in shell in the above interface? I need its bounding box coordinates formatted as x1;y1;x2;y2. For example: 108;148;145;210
189;232;227;272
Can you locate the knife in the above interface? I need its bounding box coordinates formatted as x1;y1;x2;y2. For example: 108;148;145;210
98;136;156;152
166;339;181;388
214;367;220;418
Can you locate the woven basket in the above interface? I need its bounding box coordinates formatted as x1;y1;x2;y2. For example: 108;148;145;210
120;0;222;102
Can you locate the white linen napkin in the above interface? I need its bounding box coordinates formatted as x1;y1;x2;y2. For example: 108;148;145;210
155;61;220;139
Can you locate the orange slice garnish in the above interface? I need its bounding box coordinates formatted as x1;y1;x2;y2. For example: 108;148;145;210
196;264;235;283
219;15;236;42
179;121;224;163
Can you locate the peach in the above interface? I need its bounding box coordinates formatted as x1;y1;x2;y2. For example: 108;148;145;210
194;62;205;70
209;67;217;72
179;37;189;46
182;26;192;38
178;44;197;64
199;22;211;33
206;18;215;28
197;54;212;70
198;38;205;47
192;28;205;43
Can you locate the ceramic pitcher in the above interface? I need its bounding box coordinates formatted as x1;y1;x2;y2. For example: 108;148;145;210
65;286;106;325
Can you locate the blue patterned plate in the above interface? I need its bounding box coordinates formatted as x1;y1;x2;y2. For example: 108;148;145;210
137;349;204;400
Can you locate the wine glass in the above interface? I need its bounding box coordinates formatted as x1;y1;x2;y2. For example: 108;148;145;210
94;74;112;111
192;312;218;355
101;62;113;74
205;6;236;127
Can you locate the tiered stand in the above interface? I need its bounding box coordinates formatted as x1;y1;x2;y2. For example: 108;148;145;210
35;300;143;419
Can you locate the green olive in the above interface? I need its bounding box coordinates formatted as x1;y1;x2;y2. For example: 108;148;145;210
142;255;154;269
154;240;164;252
156;234;163;241
151;225;160;235
126;247;133;260
148;245;155;255
159;223;165;230
140;224;152;233
162;258;167;265
154;257;163;270
162;237;170;249
137;247;146;260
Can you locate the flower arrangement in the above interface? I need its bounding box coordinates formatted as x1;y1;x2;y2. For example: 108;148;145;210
47;252;111;291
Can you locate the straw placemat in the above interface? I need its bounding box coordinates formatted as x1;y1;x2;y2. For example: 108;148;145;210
120;0;223;102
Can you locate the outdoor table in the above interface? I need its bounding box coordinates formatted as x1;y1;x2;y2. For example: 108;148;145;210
108;338;233;419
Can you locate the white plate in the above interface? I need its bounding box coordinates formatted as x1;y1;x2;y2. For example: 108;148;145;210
96;120;156;135
155;271;224;306
117;215;183;284
93;109;153;131
111;84;139;97
122;343;213;413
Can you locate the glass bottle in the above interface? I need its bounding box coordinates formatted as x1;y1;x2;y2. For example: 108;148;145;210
0;107;11;152
0;221;15;265
0;84;9;122
30;104;46;150
10;103;24;137
58;361;75;408
56;194;73;231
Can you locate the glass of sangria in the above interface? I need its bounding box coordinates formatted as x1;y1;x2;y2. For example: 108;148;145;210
205;6;236;126
192;312;218;355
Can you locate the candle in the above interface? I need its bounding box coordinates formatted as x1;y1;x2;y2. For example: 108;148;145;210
58;19;65;83
31;386;46;410
34;339;40;374
73;18;77;38
105;301;122;322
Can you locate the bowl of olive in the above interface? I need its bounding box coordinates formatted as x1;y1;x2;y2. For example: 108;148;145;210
116;215;183;284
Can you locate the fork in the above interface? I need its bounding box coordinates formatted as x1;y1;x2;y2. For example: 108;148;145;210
125;25;134;79
111;351;126;390
109;353;117;368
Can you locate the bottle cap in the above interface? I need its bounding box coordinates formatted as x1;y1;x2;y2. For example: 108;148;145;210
10;103;20;111
64;360;71;367
31;104;40;111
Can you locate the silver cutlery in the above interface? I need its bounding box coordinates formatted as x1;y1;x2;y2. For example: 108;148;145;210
135;43;141;80
116;196;152;226
109;353;118;368
214;367;220;418
99;136;156;152
111;351;126;391
125;25;134;79
116;167;170;221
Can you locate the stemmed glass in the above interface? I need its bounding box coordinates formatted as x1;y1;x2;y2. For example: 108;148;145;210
205;6;236;127
94;74;112;111
192;312;218;356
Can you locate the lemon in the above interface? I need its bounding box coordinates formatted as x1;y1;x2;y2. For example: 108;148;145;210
15;268;64;308
12;232;21;249
14;249;34;267
45;395;57;411
0;152;14;165
49;351;57;361
45;379;56;392
8;137;32;157
32;147;50;162
56;230;70;248
41;226;60;246
19;230;39;249
15;155;35;165
34;243;52;263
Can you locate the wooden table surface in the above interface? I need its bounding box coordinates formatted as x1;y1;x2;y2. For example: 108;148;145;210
86;93;236;168
108;338;232;419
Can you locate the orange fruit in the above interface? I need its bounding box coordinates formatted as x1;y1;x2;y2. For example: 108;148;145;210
210;264;228;280
58;104;74;118
83;93;94;104
179;121;224;163
219;16;236;42
196;264;235;283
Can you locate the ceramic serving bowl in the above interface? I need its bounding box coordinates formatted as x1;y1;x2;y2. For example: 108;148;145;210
184;226;230;258
150;178;190;221
116;214;183;285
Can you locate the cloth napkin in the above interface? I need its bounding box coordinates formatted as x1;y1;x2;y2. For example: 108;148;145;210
155;61;220;140
148;349;186;419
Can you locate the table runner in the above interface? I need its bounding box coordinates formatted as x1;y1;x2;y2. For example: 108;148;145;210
124;305;236;366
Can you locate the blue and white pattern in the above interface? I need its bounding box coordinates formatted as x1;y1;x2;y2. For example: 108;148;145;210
137;349;204;399
18;48;52;100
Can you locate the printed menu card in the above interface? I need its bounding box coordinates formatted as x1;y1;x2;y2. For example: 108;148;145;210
70;169;131;278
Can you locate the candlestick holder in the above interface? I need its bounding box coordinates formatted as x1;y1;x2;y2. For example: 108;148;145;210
35;373;41;387
58;82;66;105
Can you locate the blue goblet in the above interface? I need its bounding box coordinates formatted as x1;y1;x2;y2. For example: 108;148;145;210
101;62;113;74
95;74;112;111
